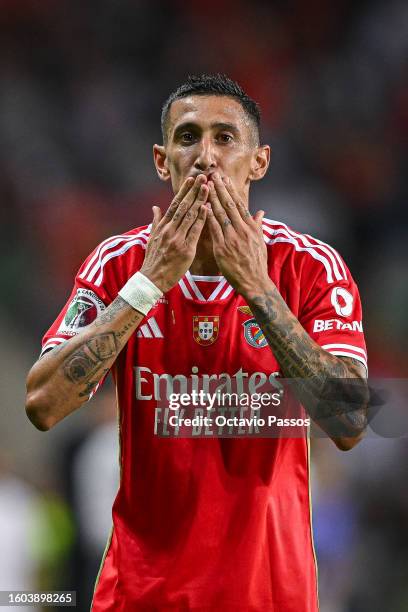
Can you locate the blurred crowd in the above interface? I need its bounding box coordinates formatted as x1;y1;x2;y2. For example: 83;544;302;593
0;1;407;610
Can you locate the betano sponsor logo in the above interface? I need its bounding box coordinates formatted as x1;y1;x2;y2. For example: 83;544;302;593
135;366;281;401
313;319;363;333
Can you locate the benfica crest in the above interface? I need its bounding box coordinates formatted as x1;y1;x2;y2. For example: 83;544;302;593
193;316;220;346
238;305;268;348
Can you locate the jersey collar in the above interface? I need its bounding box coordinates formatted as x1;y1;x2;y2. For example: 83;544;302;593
178;271;234;302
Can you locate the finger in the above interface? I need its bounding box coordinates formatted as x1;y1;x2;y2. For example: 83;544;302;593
208;181;233;234
186;204;208;245
212;173;243;230
222;176;253;224
178;183;209;236
161;176;195;226
206;207;225;246
171;175;207;228
254;210;265;228
151;206;162;233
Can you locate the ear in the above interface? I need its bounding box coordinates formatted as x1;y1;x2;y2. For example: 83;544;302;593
248;145;270;181
153;144;171;182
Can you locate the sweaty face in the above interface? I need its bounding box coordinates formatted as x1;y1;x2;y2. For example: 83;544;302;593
164;95;258;202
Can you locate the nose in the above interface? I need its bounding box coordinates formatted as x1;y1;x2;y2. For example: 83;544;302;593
194;136;217;173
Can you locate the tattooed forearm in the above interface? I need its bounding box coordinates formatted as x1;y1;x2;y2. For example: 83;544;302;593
94;296;130;326
248;287;368;438
60;296;144;400
250;290;349;382
63;333;117;387
78;368;110;397
26;289;146;430
115;311;142;339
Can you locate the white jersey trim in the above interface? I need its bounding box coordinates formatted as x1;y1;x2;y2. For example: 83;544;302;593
322;343;368;370
220;284;234;300
304;232;347;279
81;226;151;286
179;271;234;302
191;275;223;282
178;278;194;300
264;219;347;279
262;219;347;284
94;239;148;286
324;349;368;370
322;343;366;357
208;278;227;301
185;271;206;301
79;234;141;280
40;336;67;357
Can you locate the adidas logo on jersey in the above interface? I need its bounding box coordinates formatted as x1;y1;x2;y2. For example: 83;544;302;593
137;317;164;338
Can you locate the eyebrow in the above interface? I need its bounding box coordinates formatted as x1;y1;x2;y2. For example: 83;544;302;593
173;121;240;138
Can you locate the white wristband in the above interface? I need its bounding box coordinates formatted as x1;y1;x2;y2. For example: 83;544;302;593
118;271;163;316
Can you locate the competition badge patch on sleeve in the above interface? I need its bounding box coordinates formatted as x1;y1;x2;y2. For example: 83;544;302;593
57;288;106;336
193;316;220;346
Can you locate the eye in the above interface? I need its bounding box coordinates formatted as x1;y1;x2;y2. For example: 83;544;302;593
180;132;195;144
218;133;233;143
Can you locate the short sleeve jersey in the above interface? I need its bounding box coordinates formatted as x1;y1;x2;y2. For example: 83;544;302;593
42;218;367;611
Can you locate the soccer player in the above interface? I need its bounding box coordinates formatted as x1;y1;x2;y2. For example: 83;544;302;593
26;74;368;611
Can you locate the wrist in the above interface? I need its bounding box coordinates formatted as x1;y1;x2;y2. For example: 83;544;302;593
139;266;172;294
118;271;163;316
238;276;275;302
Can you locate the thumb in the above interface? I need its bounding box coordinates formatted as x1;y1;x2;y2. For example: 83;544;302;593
151;206;162;232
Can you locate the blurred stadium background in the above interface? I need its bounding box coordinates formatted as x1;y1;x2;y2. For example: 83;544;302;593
0;1;407;610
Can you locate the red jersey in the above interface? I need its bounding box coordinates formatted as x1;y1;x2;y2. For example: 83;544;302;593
42;218;367;611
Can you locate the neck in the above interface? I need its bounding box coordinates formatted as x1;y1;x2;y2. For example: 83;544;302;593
189;221;220;276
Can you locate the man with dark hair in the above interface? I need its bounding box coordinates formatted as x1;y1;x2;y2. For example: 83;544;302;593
161;73;261;144
26;74;368;611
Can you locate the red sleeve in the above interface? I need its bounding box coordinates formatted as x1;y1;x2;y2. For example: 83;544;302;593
299;251;368;372
40;227;149;398
40;254;112;358
41;226;151;397
40;227;149;357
